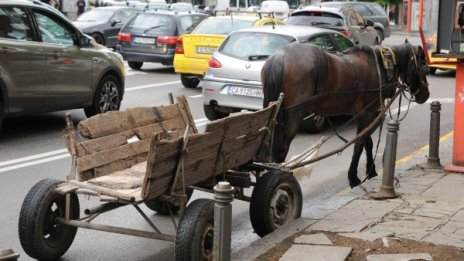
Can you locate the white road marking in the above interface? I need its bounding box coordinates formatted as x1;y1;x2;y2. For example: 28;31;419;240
125;81;180;91
190;94;203;98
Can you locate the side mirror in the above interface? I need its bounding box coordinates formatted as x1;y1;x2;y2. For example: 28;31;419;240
111;19;122;26
366;20;374;27
77;34;91;47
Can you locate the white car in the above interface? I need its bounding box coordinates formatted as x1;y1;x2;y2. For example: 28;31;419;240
202;25;355;133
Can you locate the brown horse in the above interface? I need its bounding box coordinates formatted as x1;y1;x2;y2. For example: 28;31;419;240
261;40;430;188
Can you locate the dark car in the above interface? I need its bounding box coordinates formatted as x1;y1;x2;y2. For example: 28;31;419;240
73;6;140;48
287;6;381;45
0;0;125;130
320;1;390;40
116;10;209;69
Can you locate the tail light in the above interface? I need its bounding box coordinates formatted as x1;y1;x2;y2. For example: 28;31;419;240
340;30;350;37
387;18;391;27
157;35;178;45
117;32;132;42
208;57;222;68
175;37;184;54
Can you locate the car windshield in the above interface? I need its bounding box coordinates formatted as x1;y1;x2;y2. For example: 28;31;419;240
75;9;113;22
126;13;175;31
194;18;254;35
287;12;344;27
220;31;294;60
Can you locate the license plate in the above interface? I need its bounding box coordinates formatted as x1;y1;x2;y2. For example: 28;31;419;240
133;37;156;45
228;86;263;98
196;46;217;54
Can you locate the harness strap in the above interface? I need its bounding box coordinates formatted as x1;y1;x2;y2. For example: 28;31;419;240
337;52;360;90
316;47;328;94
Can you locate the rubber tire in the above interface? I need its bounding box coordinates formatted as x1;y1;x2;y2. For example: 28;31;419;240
203;104;229;121
180;74;200;88
0;97;3;131
250;170;302;238
175;199;215;261
376;29;384;41
300;114;326;134
145;188;194;215
128;61;143;70
429;67;437;75
18;178;80;260
92;33;105;46
84;74;122;118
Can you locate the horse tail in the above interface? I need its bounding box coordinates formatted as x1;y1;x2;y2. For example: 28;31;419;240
262;50;286;163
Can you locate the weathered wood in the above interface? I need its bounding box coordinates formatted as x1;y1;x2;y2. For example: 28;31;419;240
74;130;134;157
69;180;137;202
55;183;79;195
92;154;147;179
78;111;131;139
176;96;198;134
76;139;151;172
88;161;146;189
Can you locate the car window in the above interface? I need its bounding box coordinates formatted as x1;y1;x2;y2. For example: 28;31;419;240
287;12;345;28
0;7;33;41
194;18;254;35
308;34;335;52
33;10;75;45
368;4;386;16
75;9;113;22
333;34;354;51
126;13;175;32
353;4;372;16
114;9;138;23
220;32;294;60
179;15;207;33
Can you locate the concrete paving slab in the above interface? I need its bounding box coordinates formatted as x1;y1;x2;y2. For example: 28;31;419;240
451;210;464;222
309;217;379;233
294;233;333;245
279;245;352;261
423;222;464;248
366;253;432;261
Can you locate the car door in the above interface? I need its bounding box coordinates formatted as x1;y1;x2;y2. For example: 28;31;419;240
31;9;93;111
346;9;376;45
0;6;46;114
106;9;138;47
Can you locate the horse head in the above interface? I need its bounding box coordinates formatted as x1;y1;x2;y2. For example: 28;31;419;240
398;41;430;104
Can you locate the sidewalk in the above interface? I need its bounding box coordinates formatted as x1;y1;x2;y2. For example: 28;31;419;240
233;133;464;260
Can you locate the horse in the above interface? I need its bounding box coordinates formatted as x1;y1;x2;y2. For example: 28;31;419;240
261;40;430;188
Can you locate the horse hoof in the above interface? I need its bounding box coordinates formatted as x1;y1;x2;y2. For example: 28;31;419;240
349;178;362;188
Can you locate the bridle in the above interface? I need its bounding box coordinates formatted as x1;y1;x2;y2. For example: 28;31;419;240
399;45;428;101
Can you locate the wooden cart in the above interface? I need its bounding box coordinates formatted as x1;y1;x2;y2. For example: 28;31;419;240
18;96;302;261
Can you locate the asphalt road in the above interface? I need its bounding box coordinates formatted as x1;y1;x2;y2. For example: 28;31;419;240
0;33;457;260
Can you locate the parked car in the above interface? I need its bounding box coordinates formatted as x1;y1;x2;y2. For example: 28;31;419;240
174;14;284;88
133;2;169;11
320;1;390;40
287;6;381;45
202;25;355;132
73;6;140;48
116;10;209;69
0;0;125;130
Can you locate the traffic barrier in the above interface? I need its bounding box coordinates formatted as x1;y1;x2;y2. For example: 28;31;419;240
425;101;443;169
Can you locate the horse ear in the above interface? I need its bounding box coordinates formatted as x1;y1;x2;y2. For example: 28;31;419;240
404;39;409;43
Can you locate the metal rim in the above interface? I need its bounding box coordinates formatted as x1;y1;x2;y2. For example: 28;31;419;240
41;197;68;248
269;184;297;228
200;222;214;260
98;80;120;113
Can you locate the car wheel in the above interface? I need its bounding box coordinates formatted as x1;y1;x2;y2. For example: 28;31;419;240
376;29;384;42
84;75;122;118
91;33;105;46
128;61;143;70
181;74;200;88
203;104;229;121
0;96;3;130
429;68;437;75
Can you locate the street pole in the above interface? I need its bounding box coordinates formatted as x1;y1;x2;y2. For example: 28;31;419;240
425;101;443;169
213;181;234;261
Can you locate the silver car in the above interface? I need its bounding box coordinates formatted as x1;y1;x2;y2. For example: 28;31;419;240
202;25;354;132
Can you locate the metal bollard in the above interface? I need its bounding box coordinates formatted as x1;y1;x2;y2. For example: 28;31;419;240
371;120;399;199
0;249;19;261
425;101;443;169
213;181;234;261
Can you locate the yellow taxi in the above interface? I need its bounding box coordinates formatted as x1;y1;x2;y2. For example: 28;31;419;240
428;53;456;75
174;14;284;88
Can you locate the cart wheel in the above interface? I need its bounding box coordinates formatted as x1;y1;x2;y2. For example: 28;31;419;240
18;178;80;260
145;188;193;215
175;199;214;261
250;170;302;237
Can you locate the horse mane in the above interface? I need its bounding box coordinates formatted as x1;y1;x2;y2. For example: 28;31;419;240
389;43;413;72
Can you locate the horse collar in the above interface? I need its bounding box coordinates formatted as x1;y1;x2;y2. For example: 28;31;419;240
375;46;397;83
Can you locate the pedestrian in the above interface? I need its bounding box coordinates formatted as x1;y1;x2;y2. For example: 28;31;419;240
95;0;100;7
76;0;86;16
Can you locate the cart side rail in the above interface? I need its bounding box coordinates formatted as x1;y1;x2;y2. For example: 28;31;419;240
63;96;197;181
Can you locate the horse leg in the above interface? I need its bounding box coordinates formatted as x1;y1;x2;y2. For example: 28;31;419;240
348;140;364;188
364;135;378;179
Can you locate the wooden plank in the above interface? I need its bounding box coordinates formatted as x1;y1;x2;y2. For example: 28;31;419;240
156;104;182;120
133;123;164;140
74;130;134;157
176;96;198;134
88;161;146;189
92;153;147;179
78;110;131;139
222;108;273;138
126;107;160;127
76;139;151;172
69;180;137;202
